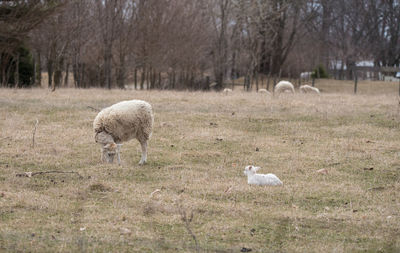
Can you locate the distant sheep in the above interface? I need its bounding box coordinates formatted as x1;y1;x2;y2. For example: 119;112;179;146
299;85;320;94
93;100;154;165
274;81;295;94
243;165;283;186
300;72;312;81
258;89;271;95
223;88;233;94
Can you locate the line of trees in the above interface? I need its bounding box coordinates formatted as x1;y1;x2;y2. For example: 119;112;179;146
1;0;399;90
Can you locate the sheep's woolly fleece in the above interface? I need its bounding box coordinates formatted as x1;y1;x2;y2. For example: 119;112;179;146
93;100;154;144
274;80;295;94
300;84;320;94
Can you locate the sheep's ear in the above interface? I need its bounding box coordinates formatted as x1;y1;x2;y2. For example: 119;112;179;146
246;165;252;171
95;131;114;144
253;166;260;172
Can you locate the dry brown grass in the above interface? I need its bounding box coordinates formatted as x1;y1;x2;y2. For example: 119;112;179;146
0;81;399;252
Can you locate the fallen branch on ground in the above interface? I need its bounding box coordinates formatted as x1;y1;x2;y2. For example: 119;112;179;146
16;171;83;178
32;119;39;148
178;203;199;252
87;106;100;112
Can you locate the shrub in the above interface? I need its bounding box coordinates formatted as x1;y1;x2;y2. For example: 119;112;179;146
311;64;329;79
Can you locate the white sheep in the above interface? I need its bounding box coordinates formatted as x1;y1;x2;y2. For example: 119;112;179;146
243;165;283;186
274;81;295;95
223;88;233;94
258;88;271;95
300;72;312;81
93;100;154;165
299;84;320;94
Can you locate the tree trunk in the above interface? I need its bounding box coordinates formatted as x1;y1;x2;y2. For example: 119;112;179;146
158;72;161;89
104;46;112;89
47;59;53;88
53;57;63;90
134;67;137;90
255;72;259;91
14;52;20;88
64;62;69;87
320;0;331;72
140;66;145;90
116;52;125;89
172;70;175;89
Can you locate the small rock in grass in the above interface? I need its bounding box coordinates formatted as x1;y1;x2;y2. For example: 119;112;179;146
120;228;132;235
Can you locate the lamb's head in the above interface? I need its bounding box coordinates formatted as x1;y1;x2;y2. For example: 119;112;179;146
95;131;122;164
244;165;259;176
101;143;122;163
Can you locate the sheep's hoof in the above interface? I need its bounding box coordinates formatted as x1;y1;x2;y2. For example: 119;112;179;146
138;161;146;165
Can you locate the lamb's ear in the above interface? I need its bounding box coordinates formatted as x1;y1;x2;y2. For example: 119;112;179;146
104;142;117;150
253;166;260;172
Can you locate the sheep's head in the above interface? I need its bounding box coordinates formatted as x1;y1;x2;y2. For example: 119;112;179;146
101;143;122;163
95;131;114;144
244;165;259;176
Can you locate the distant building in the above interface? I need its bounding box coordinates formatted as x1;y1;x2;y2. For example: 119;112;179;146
330;60;376;80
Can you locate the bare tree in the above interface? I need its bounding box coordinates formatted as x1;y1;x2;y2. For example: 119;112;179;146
0;0;63;87
95;0;123;89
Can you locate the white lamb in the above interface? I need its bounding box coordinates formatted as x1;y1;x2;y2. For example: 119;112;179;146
258;88;271;95
243;165;283;186
299;84;320;94
93;100;154;165
274;81;295;94
223;88;233;94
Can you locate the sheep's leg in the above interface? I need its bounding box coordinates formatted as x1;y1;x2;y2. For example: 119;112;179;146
117;150;121;165
138;140;148;165
101;147;106;162
116;144;122;166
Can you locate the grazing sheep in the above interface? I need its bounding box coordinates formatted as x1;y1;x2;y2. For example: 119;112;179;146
258;88;271;95
274;81;295;94
243;165;283;186
223;88;233;94
299;85;320;94
93;100;154;165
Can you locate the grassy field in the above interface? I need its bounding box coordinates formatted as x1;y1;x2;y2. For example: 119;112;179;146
0;80;399;252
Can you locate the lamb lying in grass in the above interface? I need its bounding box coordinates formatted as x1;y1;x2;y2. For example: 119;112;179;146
243;165;283;186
